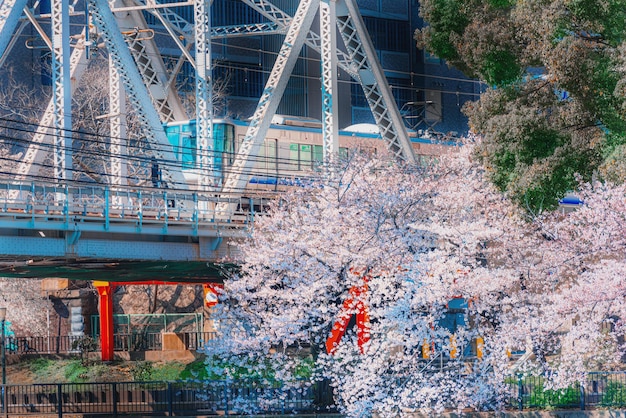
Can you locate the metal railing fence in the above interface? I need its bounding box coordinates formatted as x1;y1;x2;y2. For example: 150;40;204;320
3;373;626;415
5;332;219;355
509;371;626;410
0;180;261;237
0;379;334;417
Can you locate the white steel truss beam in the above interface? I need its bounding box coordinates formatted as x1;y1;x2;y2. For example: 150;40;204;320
113;2;187;123
212;22;285;38
88;0;187;189
142;0;284;40
52;0;72;182
320;0;339;166
335;0;415;163
109;56;128;191
11;35;88;187
241;0;414;163
240;0;357;78
111;0;193;12
195;0;213;190
218;0;319;211
0;0;28;59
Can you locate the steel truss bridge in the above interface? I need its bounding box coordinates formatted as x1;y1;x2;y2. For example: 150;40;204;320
0;0;417;274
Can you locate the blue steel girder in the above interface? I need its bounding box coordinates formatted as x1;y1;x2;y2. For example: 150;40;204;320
109;56;128;191
195;0;213;191
51;0;73;183
88;0;188;189
0;0;29;60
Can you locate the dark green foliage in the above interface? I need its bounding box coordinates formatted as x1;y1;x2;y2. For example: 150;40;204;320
419;0;626;212
487;0;514;8
482;50;522;86
180;359;210;380
528;385;580;408
63;360;90;383
421;0;470;62
513;149;595;212
130;361;155;381
568;0;626;43
601;382;626;406
518;128;567;164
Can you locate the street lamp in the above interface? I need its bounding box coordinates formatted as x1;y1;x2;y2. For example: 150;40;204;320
0;307;6;385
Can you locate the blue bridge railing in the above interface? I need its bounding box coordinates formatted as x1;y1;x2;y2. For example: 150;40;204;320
0;181;273;237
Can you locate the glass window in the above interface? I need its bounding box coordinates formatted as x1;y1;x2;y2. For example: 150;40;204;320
265;139;277;171
300;144;312;169
213;123;235;176
289;143;299;170
313;145;324;163
363;17;410;52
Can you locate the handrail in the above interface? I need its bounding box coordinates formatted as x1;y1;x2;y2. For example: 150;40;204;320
0;180;274;236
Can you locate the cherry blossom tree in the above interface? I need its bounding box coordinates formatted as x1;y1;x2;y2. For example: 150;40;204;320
203;141;569;415
529;181;626;385
0;278;52;336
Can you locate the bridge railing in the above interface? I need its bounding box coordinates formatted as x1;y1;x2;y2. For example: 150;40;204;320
0;181;271;235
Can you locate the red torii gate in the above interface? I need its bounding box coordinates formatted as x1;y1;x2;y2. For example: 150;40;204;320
325;273;370;355
93;281;221;361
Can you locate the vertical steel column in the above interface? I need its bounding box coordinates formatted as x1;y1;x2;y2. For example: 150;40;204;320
109;55;128;203
51;0;73;182
0;317;5;385
195;0;213;190
95;282;115;362
320;0;339;167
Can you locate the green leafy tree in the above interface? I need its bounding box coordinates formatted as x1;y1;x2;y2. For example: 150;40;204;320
416;0;626;212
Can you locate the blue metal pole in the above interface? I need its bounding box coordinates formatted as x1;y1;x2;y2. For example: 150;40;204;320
1;319;5;385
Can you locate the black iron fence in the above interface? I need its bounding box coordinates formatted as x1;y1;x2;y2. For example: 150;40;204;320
5;332;219;355
0;379;335;417
508;371;626;410
2;373;626;416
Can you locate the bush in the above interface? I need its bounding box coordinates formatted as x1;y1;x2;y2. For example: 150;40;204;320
130;361;154;381
602;382;626;406
64;360;90;383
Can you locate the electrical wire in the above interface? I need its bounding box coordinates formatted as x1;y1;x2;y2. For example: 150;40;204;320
1;9;475;189
0;115;327;173
0;116;347;192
